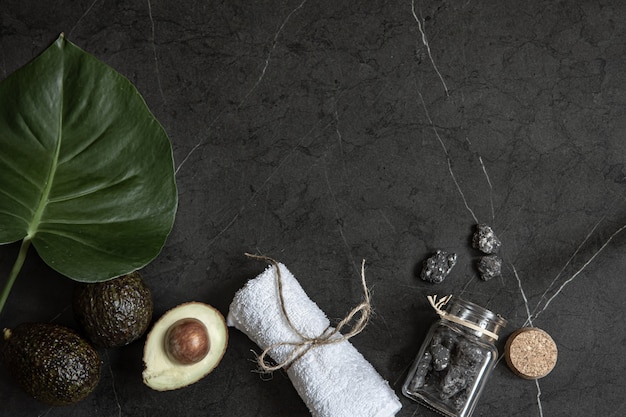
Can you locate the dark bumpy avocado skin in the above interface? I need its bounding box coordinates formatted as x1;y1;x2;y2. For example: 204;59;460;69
0;323;101;406
73;271;153;347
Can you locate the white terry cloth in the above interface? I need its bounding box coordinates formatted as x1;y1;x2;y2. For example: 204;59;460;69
227;263;402;417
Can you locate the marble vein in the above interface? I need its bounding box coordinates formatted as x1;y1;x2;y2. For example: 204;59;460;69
533;222;626;322
106;351;122;417
535;379;544;417
147;0;167;105
237;0;309;109
205;119;333;250
68;0;100;37
527;216;603;325
478;155;495;222
511;264;534;327
175;0;308;176
510;262;544;416
333;104;349;181
517;219;626;415
411;0;449;97
36;408;52;417
416;86;479;224
175;110;227;175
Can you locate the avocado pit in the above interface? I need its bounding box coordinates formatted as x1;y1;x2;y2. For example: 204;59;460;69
165;318;210;364
142;302;228;391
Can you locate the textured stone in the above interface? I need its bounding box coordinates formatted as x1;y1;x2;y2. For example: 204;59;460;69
430;343;451;371
472;224;502;254
420;250;458;284
477;255;503;281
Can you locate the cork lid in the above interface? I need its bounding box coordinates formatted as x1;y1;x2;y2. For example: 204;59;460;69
505;327;558;379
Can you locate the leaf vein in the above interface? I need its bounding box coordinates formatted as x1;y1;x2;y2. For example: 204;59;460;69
0;151;43;190
47;173;137;204
0;186;35;214
58;124;112;166
0;209;31;225
40;217;144;226
38;230;135;259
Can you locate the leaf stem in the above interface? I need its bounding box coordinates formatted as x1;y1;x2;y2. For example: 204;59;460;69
0;238;31;315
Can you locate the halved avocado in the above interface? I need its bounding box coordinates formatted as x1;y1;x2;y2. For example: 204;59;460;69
142;302;228;391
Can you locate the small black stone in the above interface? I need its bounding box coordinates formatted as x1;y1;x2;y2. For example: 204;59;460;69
408;351;432;391
477;254;502;281
472;224;502;254
440;364;469;399
430;343;451;371
456;338;486;366
432;327;458;350
420;250;457;284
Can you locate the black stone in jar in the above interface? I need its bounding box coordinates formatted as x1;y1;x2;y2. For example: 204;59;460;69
402;297;505;417
406;327;489;410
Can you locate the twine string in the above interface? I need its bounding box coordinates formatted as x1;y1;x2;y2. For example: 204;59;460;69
245;253;372;373
427;294;499;341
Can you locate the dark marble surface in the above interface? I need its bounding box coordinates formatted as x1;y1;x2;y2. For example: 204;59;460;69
1;0;625;416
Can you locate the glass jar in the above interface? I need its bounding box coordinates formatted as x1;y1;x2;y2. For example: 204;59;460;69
402;296;507;417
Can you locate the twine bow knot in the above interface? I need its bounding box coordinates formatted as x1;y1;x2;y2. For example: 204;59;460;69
245;254;372;373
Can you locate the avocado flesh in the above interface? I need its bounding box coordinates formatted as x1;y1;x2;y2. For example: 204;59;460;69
0;323;101;406
73;271;153;347
143;302;228;391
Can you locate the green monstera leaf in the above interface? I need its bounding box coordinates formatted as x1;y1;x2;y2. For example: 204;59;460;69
0;34;177;312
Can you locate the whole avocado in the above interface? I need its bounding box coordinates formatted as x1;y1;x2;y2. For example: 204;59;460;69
0;322;101;406
73;271;153;347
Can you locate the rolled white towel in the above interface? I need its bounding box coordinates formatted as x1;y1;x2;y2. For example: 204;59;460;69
227;262;402;417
